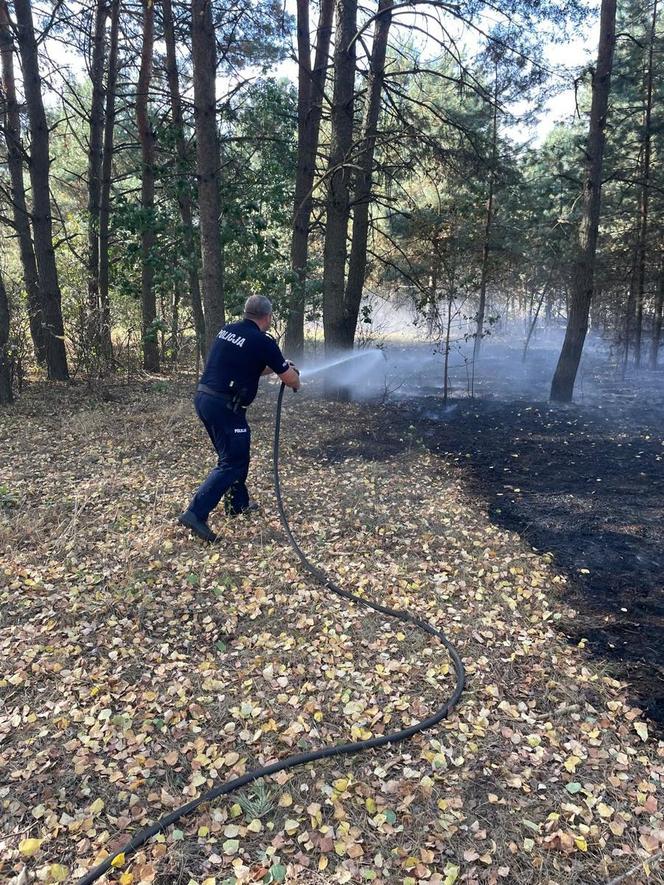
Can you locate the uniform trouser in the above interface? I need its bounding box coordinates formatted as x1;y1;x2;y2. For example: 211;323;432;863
189;392;251;521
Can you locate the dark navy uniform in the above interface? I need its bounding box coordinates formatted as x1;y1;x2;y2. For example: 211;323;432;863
189;319;289;520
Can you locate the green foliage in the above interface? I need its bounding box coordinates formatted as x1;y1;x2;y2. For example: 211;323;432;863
237;782;275;819
0;484;19;509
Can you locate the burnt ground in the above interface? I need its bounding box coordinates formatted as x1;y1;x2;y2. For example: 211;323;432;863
396;394;664;726
312;336;664;725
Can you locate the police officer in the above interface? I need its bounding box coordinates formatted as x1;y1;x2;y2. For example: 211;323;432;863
179;295;301;542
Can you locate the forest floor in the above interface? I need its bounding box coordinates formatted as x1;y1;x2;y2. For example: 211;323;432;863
1;377;663;885
399;393;664;726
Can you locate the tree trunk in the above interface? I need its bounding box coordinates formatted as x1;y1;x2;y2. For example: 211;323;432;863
0;0;45;364
98;0;120;364
192;0;225;350
474;65;498;364
442;292;453;407
0;264;12;403
162;0;206;359
136;0;159;372
322;0;357;353
633;0;657;368
284;0;334;358
650;257;663;368
86;0;108;347
550;0;616;402
13;0;69;380
341;0;392;349
622;245;638;378
171;282;180;362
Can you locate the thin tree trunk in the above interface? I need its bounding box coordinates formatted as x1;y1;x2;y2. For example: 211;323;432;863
171;282;180;363
442;293;453;407
322;0;357;353
192;0;225;351
650;257;663;368
550;0;616;402
163;0;206;359
285;0;334;358
0;0;45;364
98;0;119;364
0;264;12;403
622;246;638;378
86;0;108;347
633;0;657;368
522;279;552;362
13;0;69;380
474;64;499;364
136;0;159;371
341;0;392;349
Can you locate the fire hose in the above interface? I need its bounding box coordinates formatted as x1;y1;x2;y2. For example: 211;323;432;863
78;383;465;884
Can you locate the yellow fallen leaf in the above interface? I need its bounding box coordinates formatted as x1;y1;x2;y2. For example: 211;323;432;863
597;802;614;819
48;864;69;882
111;852;126;868
563;755;581;773
634;722;648;741
318;855;328;871
575;836;588;852
247;818;262;833
365;797;377;814
444;863;460;885
90;798;105;815
119;873;134;885
19;838;42;858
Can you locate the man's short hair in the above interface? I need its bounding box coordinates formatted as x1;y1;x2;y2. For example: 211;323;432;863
244;294;273;320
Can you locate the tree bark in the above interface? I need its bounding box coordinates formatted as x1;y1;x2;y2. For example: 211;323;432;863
284;0;334;358
650;257;663;369
136;0;159;371
0;0;45;364
473;64;498;364
163;0;206;359
633;0;657;368
98;0;120;363
86;0;108;346
322;0;357;353
550;0;616;403
341;0;392;349
13;0;69;380
0;264;12;403
192;0;225;350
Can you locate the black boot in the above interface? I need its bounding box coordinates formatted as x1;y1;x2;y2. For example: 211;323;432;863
177;510;217;542
225;500;260;518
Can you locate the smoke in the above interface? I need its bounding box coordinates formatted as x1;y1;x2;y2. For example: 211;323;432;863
297;327;664;415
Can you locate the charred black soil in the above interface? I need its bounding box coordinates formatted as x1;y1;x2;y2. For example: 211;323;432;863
398;395;664;726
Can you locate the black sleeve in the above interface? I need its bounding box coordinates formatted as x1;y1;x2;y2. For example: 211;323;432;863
263;336;290;375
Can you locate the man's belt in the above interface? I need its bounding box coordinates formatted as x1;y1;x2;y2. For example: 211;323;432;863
196;383;247;411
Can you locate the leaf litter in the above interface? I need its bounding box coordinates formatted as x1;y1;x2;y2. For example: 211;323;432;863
0;379;662;884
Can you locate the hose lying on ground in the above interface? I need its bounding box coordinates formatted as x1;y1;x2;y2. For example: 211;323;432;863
78;383;465;884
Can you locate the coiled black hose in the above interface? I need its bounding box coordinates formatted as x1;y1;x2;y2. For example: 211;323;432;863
78;383;465;884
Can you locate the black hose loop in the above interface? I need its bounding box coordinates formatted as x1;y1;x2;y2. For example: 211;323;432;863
78;383;464;884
